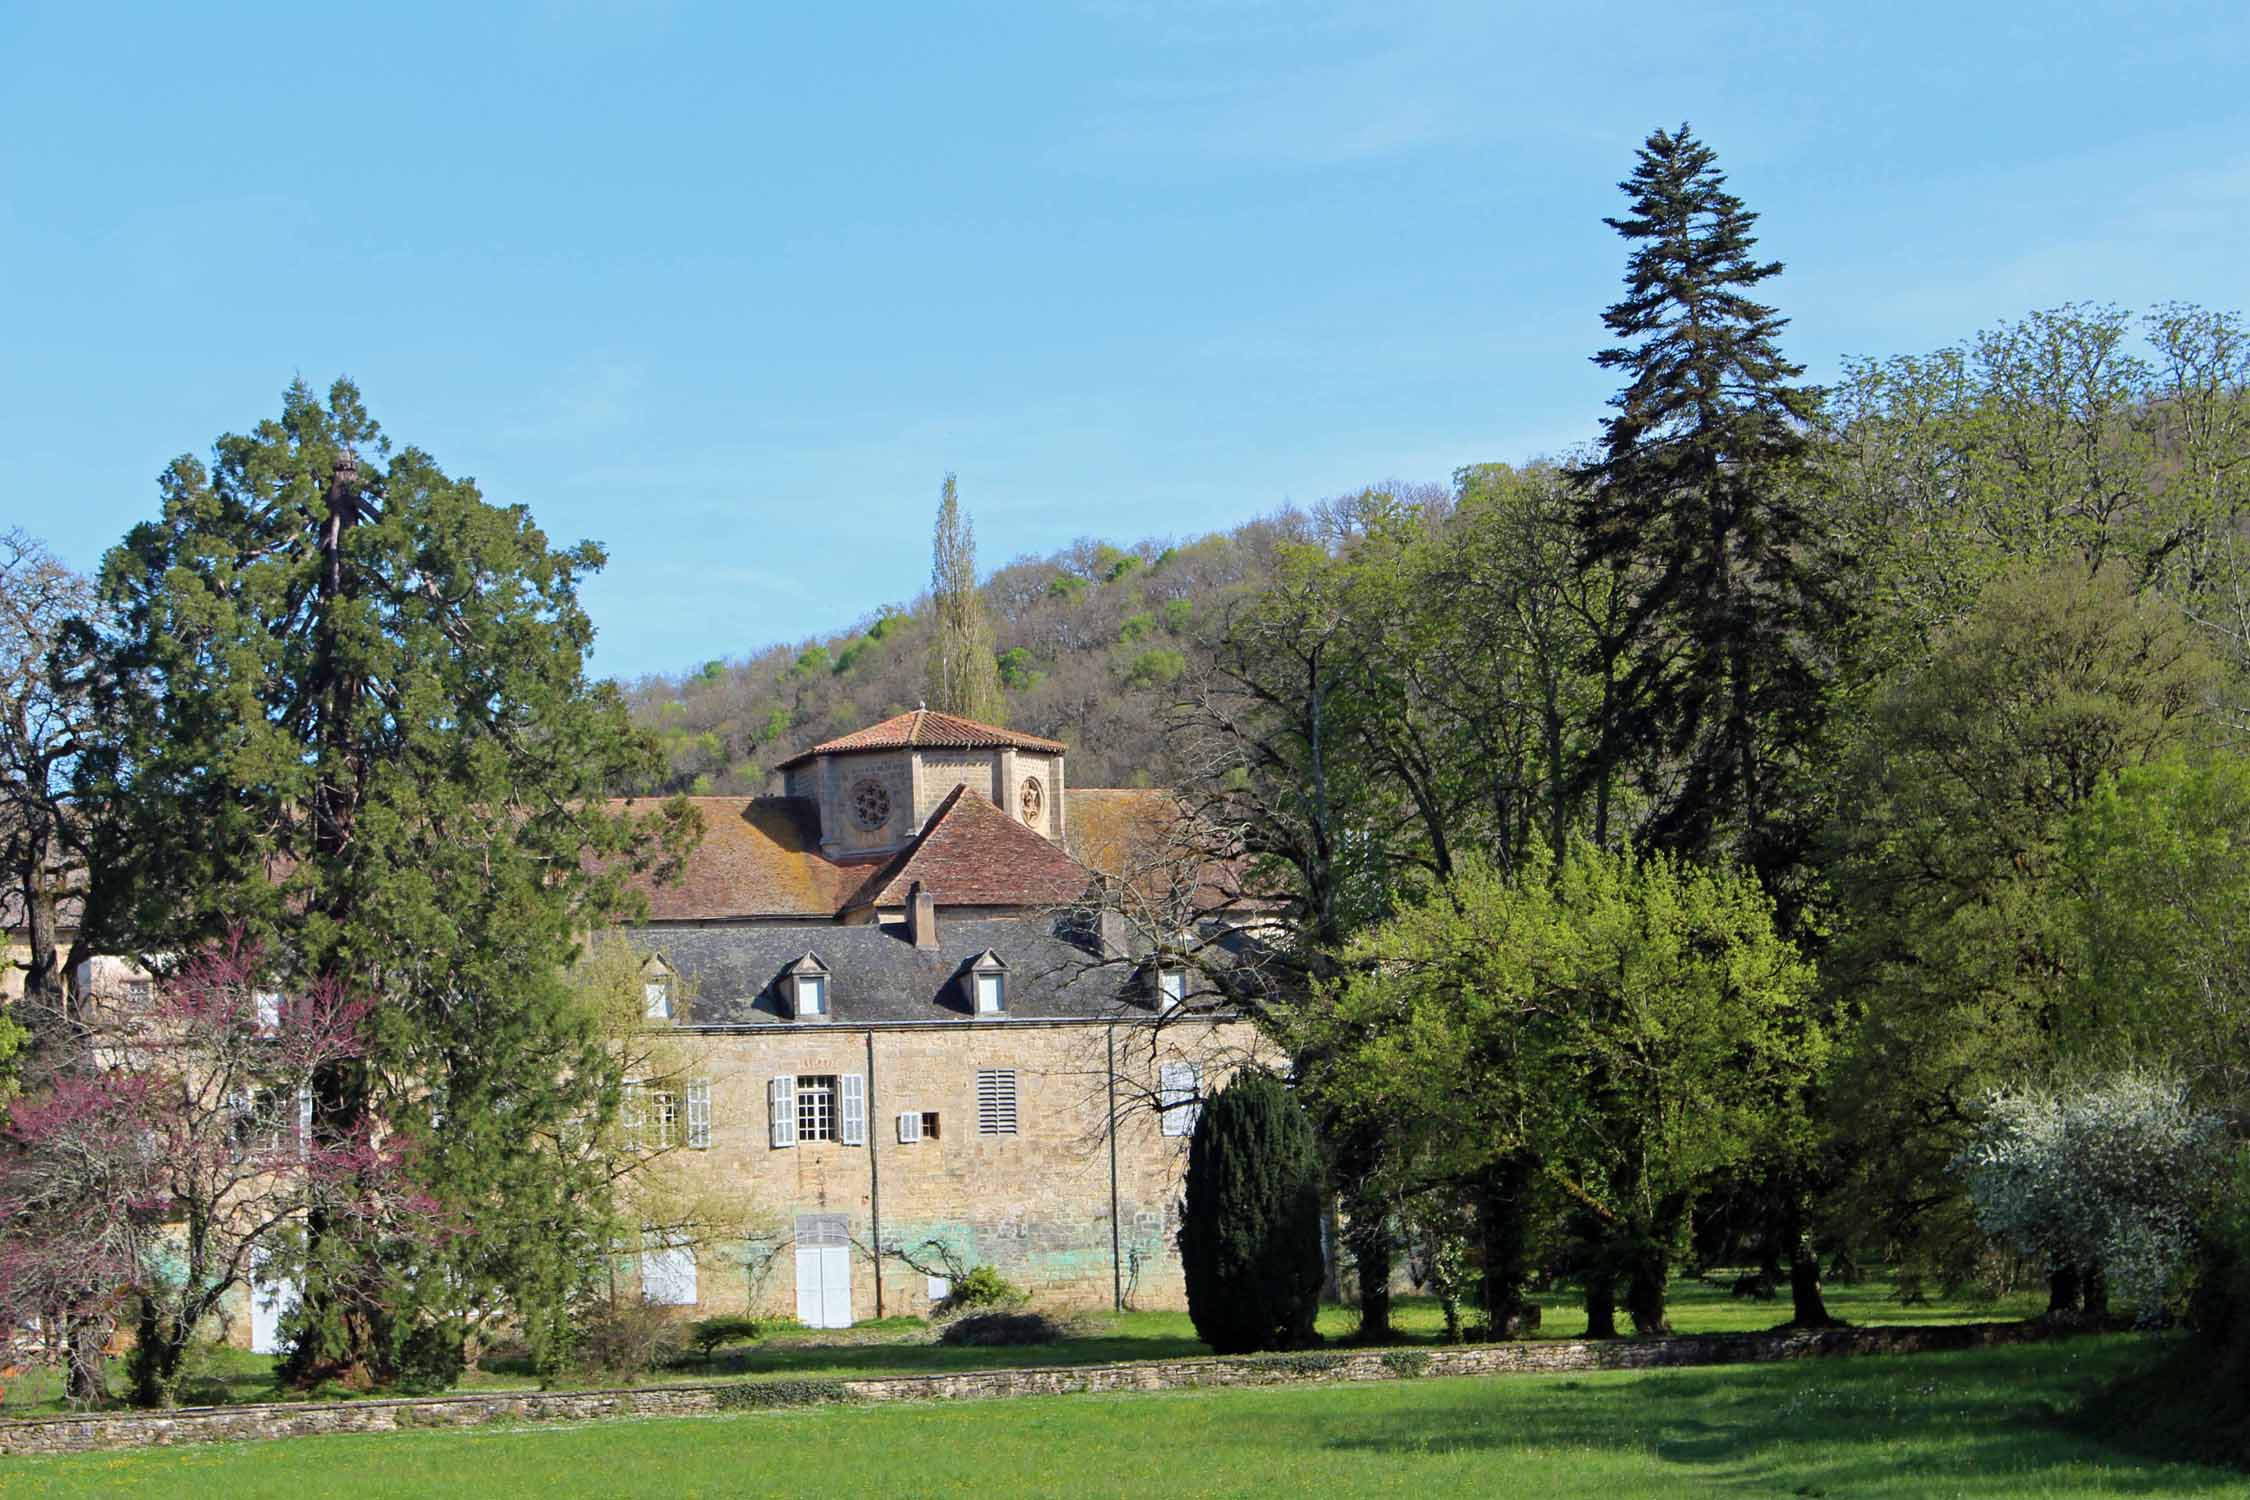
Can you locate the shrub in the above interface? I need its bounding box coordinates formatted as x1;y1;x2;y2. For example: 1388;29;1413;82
937;1311;1069;1346
1178;1070;1325;1354
711;1378;855;1410
571;1300;686;1381
688;1315;762;1359
938;1264;1028;1313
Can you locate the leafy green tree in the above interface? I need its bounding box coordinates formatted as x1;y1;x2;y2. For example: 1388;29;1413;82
1307;844;1819;1338
2063;754;2250;1117
78;378;697;1388
1178;1070;1325;1354
926;474;1005;723
1573;122;1834;902
1826;564;2217;1298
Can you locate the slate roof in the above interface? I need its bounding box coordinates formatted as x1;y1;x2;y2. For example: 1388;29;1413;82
846;785;1095;913
622;914;1152;1026
775;709;1067;770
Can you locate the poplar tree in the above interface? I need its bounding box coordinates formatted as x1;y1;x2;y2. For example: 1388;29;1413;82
925;474;1005;723
79;378;697;1387
1573;123;1833;899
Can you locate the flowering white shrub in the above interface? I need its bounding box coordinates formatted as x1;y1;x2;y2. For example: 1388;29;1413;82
1954;1071;2224;1319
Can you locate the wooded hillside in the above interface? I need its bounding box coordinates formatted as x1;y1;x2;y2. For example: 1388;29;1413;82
620;494;1435;794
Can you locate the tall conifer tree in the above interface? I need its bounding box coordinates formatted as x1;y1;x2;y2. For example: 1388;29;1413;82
80;379;697;1385
1573;123;1833;900
925;474;1005;723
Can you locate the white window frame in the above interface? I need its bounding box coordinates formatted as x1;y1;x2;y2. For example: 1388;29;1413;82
975;971;1006;1015
976;1068;1019;1136
644;975;674;1021
686;1078;711;1150
1157;967;1188;1011
795;972;828;1019
797;1074;838;1143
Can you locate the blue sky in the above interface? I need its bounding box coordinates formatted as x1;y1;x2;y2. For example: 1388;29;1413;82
5;1;2247;683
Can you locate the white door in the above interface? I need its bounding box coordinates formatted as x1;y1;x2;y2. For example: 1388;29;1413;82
793;1215;852;1329
249;1271;297;1355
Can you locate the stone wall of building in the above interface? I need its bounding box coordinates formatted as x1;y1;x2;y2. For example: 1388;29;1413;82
0;1320;2079;1457
813;750;915;857
641;1018;1254;1323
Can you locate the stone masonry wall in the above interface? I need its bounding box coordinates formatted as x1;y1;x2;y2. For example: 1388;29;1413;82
641;1020;1253;1323
0;1321;2080;1457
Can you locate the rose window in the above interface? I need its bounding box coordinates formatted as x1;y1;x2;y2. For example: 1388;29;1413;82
850;778;892;830
1020;776;1044;824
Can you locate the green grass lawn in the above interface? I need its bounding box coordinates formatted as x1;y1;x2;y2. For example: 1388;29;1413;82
0;1271;2047;1415
0;1337;2237;1498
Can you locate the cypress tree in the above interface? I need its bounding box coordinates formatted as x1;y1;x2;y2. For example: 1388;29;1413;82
925;474;1006;723
1178;1070;1325;1354
1572;123;1833;901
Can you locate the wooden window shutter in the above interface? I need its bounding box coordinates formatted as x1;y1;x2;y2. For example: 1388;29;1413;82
839;1073;867;1146
897;1110;921;1144
768;1075;797;1148
687;1079;712;1149
295;1086;314;1158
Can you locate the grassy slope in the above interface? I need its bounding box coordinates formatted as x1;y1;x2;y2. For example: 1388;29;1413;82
1;1339;2239;1499
0;1276;2047;1414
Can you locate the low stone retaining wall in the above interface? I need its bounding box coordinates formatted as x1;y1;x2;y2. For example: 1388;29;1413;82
0;1319;2069;1458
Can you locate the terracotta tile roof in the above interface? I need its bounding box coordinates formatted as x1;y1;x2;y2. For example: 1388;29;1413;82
614;797;867;920
1064;787;1269;913
775;709;1067;770
846;785;1094;912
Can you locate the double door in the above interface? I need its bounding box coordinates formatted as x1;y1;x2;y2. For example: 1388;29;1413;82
793;1214;852;1329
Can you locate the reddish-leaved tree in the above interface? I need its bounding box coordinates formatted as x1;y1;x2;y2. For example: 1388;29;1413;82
0;936;434;1407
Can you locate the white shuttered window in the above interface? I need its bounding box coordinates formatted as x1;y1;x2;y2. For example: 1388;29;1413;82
839;1073;867;1146
897;1110;922;1143
1159;1062;1203;1137
976;1069;1019;1135
768;1074;797;1148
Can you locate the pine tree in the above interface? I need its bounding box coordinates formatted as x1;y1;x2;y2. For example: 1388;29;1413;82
1573;123;1834;901
925;474;1005;723
79;378;697;1388
1178;1070;1325;1354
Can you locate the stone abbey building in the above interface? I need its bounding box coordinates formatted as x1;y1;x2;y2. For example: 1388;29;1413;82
611;709;1262;1327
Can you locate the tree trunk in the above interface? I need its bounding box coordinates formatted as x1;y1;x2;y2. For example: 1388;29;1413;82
1478;1154;1533;1337
2081;1264;2109;1322
62;1317;108;1407
1344;1181;1393;1344
1584;1268;1618;1340
1782;1190;1839;1328
1625;1244;1672;1336
2047;1263;2082;1317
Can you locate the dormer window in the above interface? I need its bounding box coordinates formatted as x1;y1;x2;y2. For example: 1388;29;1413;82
1157;965;1188;1012
643;959;675;1022
969;951;1009;1015
786;954;832;1021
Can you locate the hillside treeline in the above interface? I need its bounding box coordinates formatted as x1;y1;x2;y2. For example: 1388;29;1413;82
621;503;1401;793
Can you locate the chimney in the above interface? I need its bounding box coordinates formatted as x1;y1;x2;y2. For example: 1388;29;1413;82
908;881;940;952
1097;907;1130;963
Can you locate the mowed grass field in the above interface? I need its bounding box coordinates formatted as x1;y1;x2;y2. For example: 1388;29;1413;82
0;1273;2052;1413
0;1338;2239;1499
